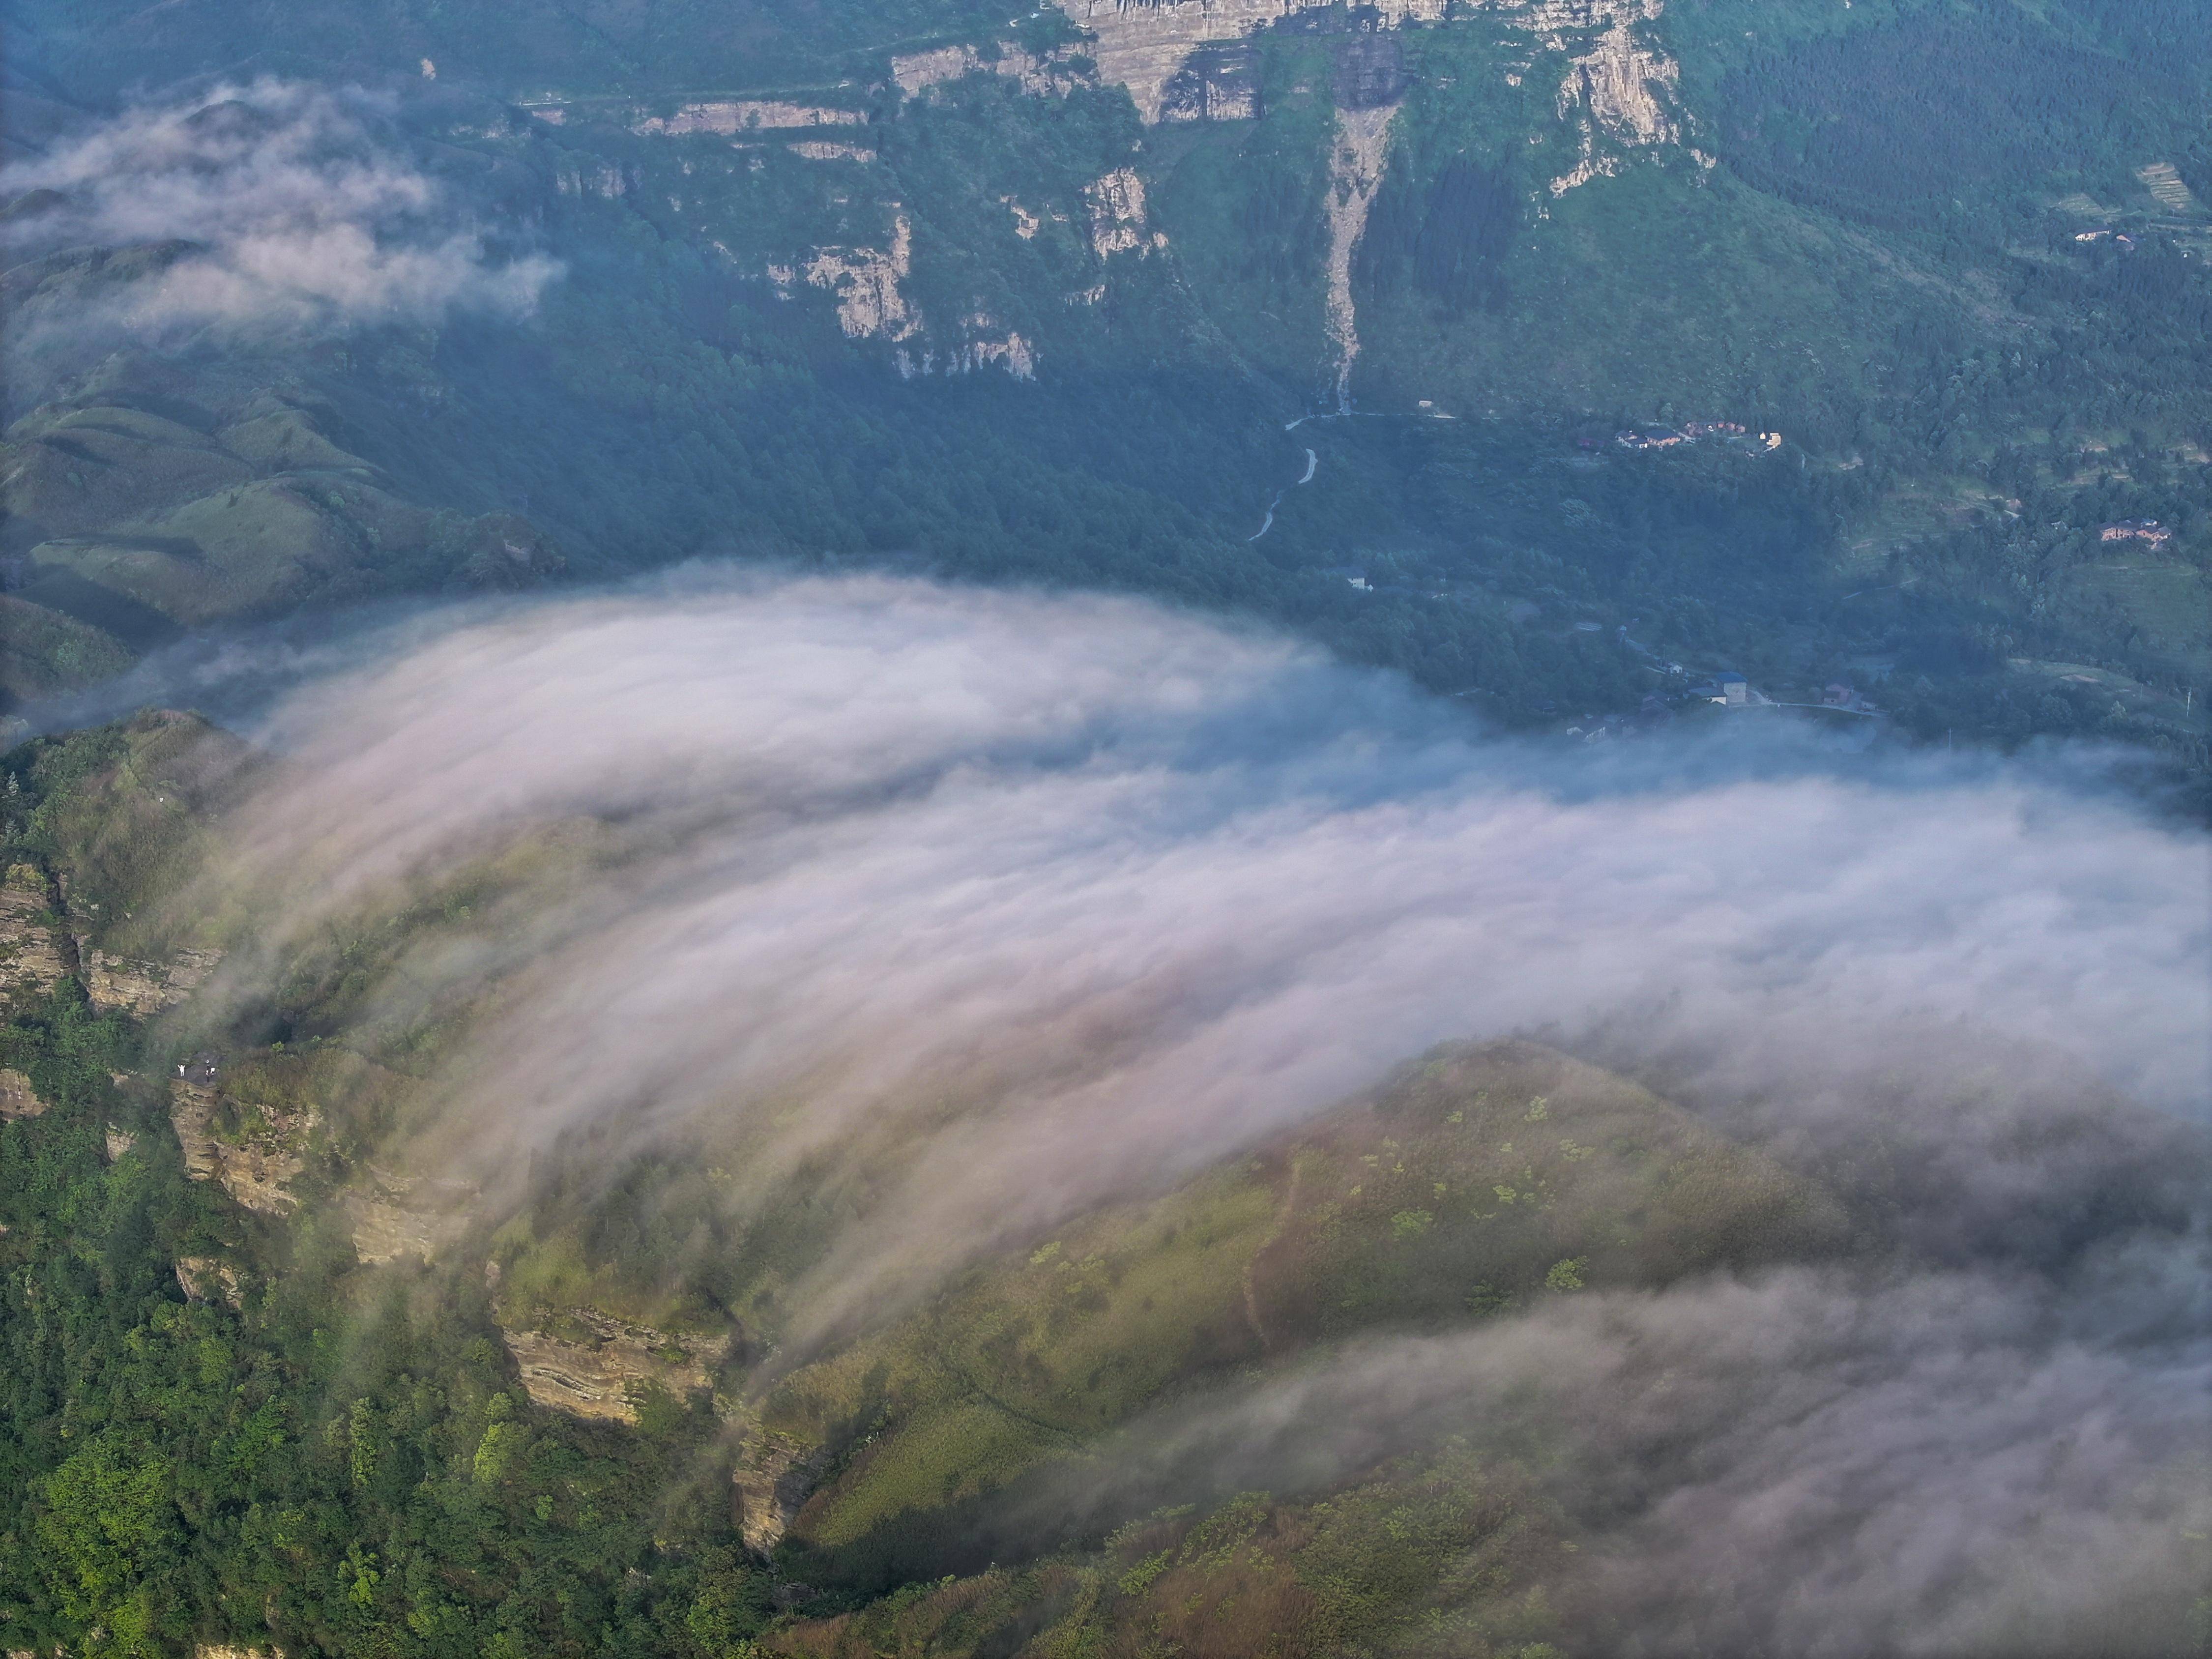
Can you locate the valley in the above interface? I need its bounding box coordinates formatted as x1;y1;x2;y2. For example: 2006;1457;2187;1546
0;0;2209;1652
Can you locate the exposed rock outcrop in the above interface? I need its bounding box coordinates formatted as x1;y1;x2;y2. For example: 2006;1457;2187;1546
1085;169;1156;258
948;318;1038;379
170;1057;316;1215
787;140;871;162
86;945;222;1017
348;1167;477;1264
893;42;1077;98
732;1429;837;1554
0;864;70;1010
801;212;920;341
633;101;863;136
1160;40;1261;122
1052;0;1444;124
554;163;631;199
0;1067;46;1121
175;1255;244;1308
1548;10;1680;195
500;1308;716;1422
1048;0;1684;204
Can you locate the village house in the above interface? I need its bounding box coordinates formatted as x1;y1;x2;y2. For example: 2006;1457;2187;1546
2100;519;2172;548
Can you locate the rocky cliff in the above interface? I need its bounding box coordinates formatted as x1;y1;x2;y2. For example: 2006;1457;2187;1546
170;1058;317;1216
0;1067;46;1121
1052;0;1445;123
85;944;222;1017
732;1430;837;1554
498;1308;717;1423
0;865;70;1011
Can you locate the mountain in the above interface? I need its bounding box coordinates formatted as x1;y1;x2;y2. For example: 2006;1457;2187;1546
2;1;2211;1652
0;676;2204;1656
3;0;2209;789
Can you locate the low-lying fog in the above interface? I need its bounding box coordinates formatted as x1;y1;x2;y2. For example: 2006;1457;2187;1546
74;571;2210;1654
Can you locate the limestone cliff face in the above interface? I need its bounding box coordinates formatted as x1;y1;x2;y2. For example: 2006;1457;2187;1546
1323;101;1400;412
1052;0;1445;123
731;1430;836;1554
1085;168;1157;258
1048;0;1685;201
799;212;920;342
0;1066;46;1121
554;163;632;200
171;1060;317;1216
0;864;70;1010
893;42;1078;98
782;215;1038;380
347;1168;477;1264
499;1309;716;1422
175;1254;244;1308
947;319;1038;379
1546;5;1683;195
86;945;222;1017
632;101;863;136
787;140;871;162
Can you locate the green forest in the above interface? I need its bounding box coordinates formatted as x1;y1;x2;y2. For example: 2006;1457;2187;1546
1;0;2211;1649
4;0;2209;796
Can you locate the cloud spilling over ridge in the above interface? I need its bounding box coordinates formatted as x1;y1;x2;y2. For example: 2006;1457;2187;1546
202;574;2211;1335
998;1265;2211;1656
2;78;556;348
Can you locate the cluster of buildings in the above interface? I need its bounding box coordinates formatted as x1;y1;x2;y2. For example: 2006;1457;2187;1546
1610;422;1780;454
2099;519;2172;547
1820;682;1879;713
2074;228;2138;248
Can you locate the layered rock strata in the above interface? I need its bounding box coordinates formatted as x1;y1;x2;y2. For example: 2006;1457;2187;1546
499;1309;716;1422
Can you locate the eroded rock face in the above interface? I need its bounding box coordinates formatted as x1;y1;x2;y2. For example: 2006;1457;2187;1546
554;163;630;199
1160;40;1261;122
500;1309;715;1422
800;211;919;342
1548;8;1682;195
1085;169;1154;258
348;1168;477;1264
1323;101;1400;412
0;864;70;1009
1049;0;1685;202
175;1254;244;1308
732;1430;836;1554
86;945;222;1017
633;100;863;136
171;1060;316;1215
893;42;1077;98
787;140;871;162
0;1067;46;1121
1052;0;1443;123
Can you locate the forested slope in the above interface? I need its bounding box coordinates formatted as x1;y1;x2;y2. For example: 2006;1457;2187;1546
2;715;2204;1656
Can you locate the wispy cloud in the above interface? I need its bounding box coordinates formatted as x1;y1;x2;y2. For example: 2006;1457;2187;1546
137;571;2209;1648
2;79;556;352
177;575;2207;1321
